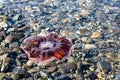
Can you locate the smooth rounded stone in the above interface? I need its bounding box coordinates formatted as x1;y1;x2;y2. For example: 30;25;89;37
44;66;57;73
89;65;95;71
97;72;103;80
5;35;13;43
91;32;102;38
26;60;34;67
84;44;96;49
105;52;118;59
76;28;89;35
10;32;24;39
59;62;77;73
1;58;11;72
28;67;40;73
97;61;111;74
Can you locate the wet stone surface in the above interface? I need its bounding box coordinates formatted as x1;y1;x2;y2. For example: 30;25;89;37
0;0;120;80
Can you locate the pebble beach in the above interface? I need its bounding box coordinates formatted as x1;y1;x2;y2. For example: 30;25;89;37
0;0;120;80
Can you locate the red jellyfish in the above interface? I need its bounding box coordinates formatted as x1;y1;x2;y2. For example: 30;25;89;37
20;32;74;65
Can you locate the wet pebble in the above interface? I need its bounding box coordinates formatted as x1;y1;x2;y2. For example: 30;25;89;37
59;62;77;73
97;61;111;73
91;32;102;38
26;60;34;67
105;52;118;59
5;35;13;43
44;66;57;73
84;44;96;49
28;67;40;73
1;57;11;72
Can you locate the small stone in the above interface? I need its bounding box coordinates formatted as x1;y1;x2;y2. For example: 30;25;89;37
60;62;77;73
10;32;24;39
76;28;89;35
26;60;34;67
1;58;11;72
89;66;95;71
81;37;91;43
13;47;21;53
105;52;118;59
91;32;102;38
97;61;111;73
28;67;40;73
84;44;96;49
5;35;13;43
44;66;57;73
97;72;103;79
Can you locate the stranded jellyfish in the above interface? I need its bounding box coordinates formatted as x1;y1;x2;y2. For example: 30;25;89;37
20;32;73;65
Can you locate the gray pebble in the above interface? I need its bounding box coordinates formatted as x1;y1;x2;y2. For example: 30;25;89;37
97;61;111;73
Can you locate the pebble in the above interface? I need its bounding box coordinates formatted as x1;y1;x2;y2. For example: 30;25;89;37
26;60;34;67
44;66;57;73
105;52;118;59
81;37;91;43
91;32;102;38
84;44;96;49
10;32;24;39
97;61;111;73
28;67;40;73
59;62;77;73
5;35;13;43
1;57;11;72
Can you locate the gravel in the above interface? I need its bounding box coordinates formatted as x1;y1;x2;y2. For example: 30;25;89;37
0;0;120;80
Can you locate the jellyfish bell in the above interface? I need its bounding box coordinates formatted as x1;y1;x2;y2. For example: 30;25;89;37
20;32;74;66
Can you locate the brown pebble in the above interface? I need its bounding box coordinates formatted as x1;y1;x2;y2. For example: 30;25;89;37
5;35;13;43
105;52;118;59
91;32;102;38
